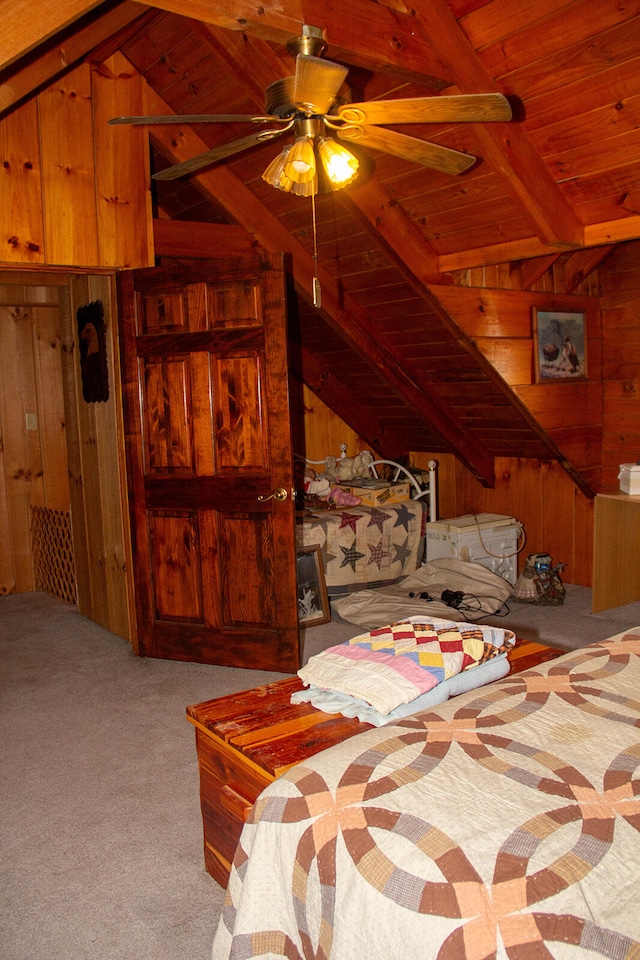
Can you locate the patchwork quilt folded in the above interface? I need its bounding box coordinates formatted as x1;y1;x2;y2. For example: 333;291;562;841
291;652;510;725
296;616;515;716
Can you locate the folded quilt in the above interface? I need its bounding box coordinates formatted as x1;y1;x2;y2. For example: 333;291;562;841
296;616;515;716
291;652;510;726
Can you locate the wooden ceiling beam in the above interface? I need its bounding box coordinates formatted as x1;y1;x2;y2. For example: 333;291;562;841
519;254;562;291
346;177;442;284
136;0;449;85
439;216;640;271
190;22;292;101
144;85;496;485
0;1;151;116
413;0;584;248
0;0;103;71
564;245;616;293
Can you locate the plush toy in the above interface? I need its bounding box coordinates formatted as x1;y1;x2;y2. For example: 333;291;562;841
303;467;362;506
303;467;331;499
323;449;374;482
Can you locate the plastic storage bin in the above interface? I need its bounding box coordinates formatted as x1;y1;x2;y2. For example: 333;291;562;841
425;513;522;585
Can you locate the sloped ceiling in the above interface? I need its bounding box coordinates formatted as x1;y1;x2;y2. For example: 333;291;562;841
2;0;640;493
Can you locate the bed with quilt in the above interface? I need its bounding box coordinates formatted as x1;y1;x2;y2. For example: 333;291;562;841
212;627;640;959
296;499;426;596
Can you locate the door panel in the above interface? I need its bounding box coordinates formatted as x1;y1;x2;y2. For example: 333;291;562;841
118;253;300;671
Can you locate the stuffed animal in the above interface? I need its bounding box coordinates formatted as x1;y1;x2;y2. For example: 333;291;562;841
303;467;362;506
303;467;332;499
323;449;374;482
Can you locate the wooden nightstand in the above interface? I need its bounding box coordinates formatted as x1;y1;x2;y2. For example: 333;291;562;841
186;637;564;886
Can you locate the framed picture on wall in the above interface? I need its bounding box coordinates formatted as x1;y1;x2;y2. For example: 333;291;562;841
77;299;109;402
533;309;587;383
296;545;330;627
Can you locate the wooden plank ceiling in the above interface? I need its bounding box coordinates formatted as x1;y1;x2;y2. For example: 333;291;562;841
2;0;640;491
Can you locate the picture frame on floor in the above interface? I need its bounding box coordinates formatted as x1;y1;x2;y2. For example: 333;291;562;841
296;545;331;627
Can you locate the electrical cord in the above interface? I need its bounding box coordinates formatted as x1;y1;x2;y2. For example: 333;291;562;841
409;589;510;619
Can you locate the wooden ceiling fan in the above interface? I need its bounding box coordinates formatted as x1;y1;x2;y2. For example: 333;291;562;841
109;24;512;188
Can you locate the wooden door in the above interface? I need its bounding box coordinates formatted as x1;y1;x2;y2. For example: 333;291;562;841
117;253;300;672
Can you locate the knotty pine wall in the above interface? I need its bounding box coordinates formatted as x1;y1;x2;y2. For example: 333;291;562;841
0;53;153;270
0;280;70;594
0;272;134;642
0;51;153;638
599;240;640;489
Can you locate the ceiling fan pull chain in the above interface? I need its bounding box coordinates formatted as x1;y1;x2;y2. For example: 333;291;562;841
311;191;321;309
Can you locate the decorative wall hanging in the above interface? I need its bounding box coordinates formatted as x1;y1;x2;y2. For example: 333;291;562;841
77;300;109;402
533;309;587;383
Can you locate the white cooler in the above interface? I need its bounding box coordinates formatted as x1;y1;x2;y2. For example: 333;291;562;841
426;513;522;585
619;463;640;495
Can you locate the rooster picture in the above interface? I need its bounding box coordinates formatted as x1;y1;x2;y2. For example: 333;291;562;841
535;311;586;381
561;335;581;374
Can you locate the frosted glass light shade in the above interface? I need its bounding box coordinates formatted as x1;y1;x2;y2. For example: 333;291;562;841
261;147;293;192
318;137;359;188
284;137;316;183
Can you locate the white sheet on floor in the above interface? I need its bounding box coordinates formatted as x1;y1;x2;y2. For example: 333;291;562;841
332;556;513;629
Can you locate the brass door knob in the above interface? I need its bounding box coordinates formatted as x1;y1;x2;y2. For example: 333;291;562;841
257;487;288;502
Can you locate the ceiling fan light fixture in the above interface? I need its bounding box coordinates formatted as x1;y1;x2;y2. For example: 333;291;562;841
318;136;359;188
262;146;293;192
284;136;316;183
290;175;318;197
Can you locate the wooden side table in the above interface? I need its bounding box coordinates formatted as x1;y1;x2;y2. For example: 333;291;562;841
186;638;564;886
593;492;640;612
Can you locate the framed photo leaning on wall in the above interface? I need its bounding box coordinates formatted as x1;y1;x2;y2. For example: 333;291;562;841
296;545;331;627
533;308;587;383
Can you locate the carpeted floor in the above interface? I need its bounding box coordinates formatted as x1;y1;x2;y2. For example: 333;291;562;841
3;588;640;960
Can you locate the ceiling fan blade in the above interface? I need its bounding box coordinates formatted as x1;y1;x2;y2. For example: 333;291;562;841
337;93;512;126
337;124;476;175
293;54;348;114
152;129;286;181
108;114;287;126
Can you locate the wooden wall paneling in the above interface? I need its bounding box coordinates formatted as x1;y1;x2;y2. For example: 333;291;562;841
476;338;532;383
88;276;135;641
301;384;372;464
595;241;640;490
31;304;70;511
91;52;154;269
0;304;40;589
59;283;92;616
572;488;594;585
0;412;15;593
410;451;459;519
64;274;134;641
0;97;44;265
537;459;577;574
38;63;99;266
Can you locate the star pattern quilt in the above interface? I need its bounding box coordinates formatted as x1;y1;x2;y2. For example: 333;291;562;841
213;629;640;959
297;501;426;595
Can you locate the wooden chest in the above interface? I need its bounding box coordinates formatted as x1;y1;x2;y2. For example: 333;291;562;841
186;638;564;886
186;676;371;886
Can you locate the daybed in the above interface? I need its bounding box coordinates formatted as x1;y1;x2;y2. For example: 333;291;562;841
297;498;426;595
212;628;640;959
